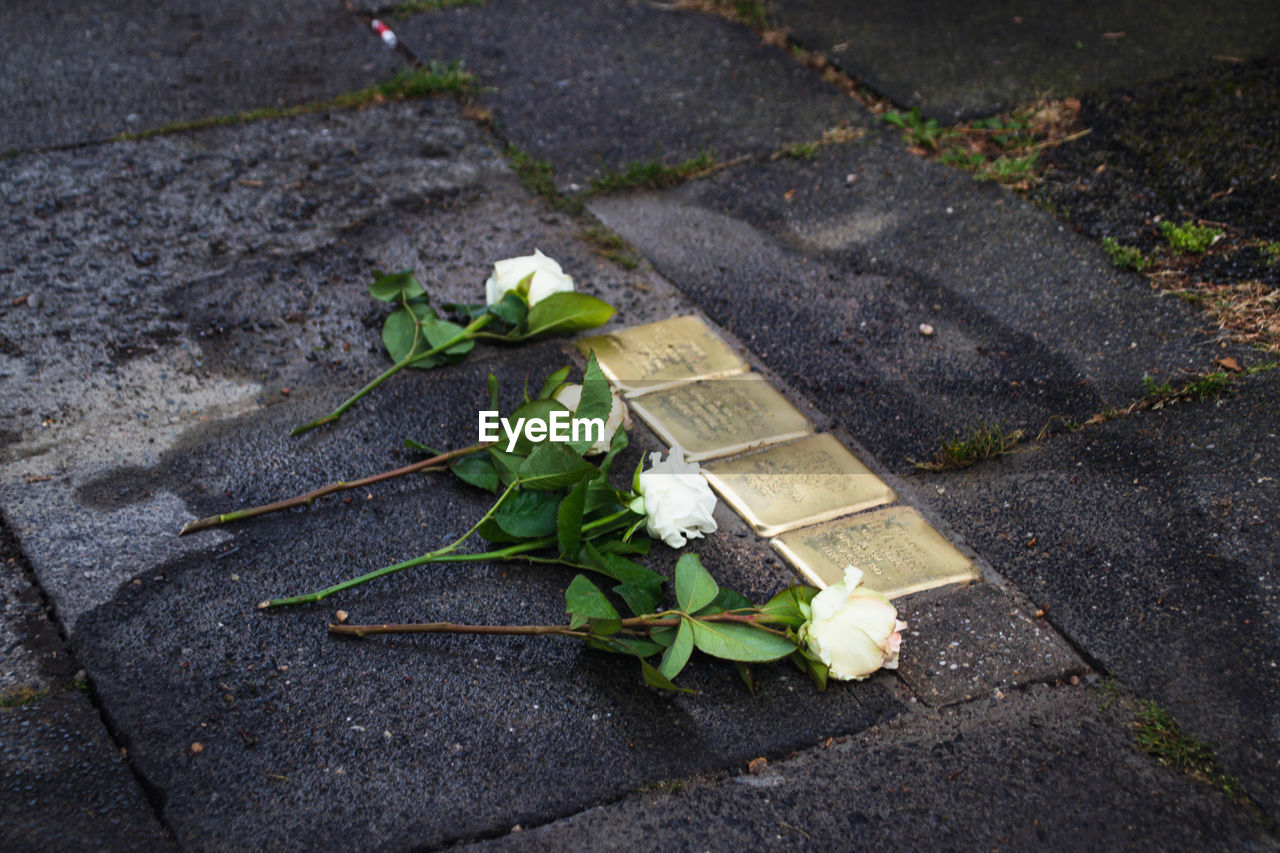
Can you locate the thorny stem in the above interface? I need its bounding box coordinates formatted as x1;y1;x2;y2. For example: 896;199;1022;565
178;444;488;535
289;312;495;436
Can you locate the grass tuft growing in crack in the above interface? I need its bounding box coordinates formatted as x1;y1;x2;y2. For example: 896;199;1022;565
389;0;485;16
502;145;582;213
1133;700;1247;799
1159;219;1225;254
113;64;476;142
914;424;1024;472
1101;237;1155;272
589;151;720;193
582;226;640;270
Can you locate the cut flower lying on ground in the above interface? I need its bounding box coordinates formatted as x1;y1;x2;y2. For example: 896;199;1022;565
801;566;907;680
330;552;906;691
553;382;630;455
631;444;719;548
291;250;615;436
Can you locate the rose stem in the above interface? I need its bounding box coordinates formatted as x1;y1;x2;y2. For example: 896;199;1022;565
260;508;634;609
289;312;495;437
329;611;792;638
179;443;488;536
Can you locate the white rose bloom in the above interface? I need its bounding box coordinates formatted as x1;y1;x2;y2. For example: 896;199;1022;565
801;566;907;681
552;383;631;455
484;249;575;306
635;444;718;548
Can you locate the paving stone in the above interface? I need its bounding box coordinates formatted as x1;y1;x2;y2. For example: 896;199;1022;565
770;0;1280;120
0;0;400;152
1;689;173;852
396;0;867;186
468;683;1271;852
588;132;1253;473
929;370;1280;820
895;582;1084;707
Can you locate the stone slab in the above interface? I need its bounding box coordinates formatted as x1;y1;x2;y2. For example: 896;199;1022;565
468;684;1271;851
587;131;1257;473
1;689;173;852
930;369;1280;819
771;0;1280;120
395;0;869;186
0;0;401;152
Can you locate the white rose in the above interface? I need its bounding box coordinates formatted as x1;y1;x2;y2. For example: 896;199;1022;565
552;383;631;455
633;444;718;548
484;249;575;306
800;566;907;681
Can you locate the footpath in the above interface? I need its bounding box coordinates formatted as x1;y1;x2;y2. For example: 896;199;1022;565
1;1;1277;849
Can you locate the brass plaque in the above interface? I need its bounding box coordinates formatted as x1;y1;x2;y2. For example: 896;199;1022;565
576;315;749;396
771;506;979;599
703;434;896;537
628;376;813;461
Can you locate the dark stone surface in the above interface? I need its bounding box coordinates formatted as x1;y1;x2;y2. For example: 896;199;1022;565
588;132;1253;473
895;582;1083;707
0;0;400;152
68;348;903;850
1;689;172;852
396;0;867;186
930;370;1280;820
469;684;1273;852
770;0;1280;120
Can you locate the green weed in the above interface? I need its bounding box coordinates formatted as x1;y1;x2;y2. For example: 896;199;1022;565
114;65;475;142
1134;700;1245;799
1159;220;1224;254
914;424;1024;472
589;151;718;193
391;0;484;15
882;107;956;151
1101;237;1155;272
582;226;640;270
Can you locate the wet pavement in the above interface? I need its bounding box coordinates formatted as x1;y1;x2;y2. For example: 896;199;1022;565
1;0;1277;849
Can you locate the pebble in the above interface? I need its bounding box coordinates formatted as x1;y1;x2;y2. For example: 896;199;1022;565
918;323;935;336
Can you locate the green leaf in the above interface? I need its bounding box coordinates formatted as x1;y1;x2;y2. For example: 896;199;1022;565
476;517;521;544
689;620;795;662
693;587;753;616
658;618;694;680
792;649;828;691
596;426;629;478
596;536;650;557
761;585;820;627
537;365;573;400
381;306;425;363
581;542;666;590
651;627;676;648
521;292;615;338
675;553;719;614
585;636;665;657
565;575;619;621
494;489;561;538
518;443;597;491
486;291;527;326
558;478;588;559
503;399;568;455
735;661;755;693
640;658;693;693
451;455;500;493
566;353;614;454
583;479;624;514
487;373;500;412
369;269;426;302
590;617;622;637
405;315;473;368
613;582;660;617
489;449;524;487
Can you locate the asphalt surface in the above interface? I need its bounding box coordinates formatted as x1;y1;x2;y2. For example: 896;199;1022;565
1;0;1277;849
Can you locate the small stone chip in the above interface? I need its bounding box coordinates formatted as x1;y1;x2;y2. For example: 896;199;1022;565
336;610;349;623
748;756;768;774
918;323;935;336
190;742;204;754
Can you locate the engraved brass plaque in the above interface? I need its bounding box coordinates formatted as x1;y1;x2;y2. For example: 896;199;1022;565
576;315;749;395
702;434;896;537
628;376;813;461
771;506;979;599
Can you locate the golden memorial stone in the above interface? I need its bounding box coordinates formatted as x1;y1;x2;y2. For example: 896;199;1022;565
771;506;979;599
702;434;896;537
628;375;813;461
575;315;749;395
